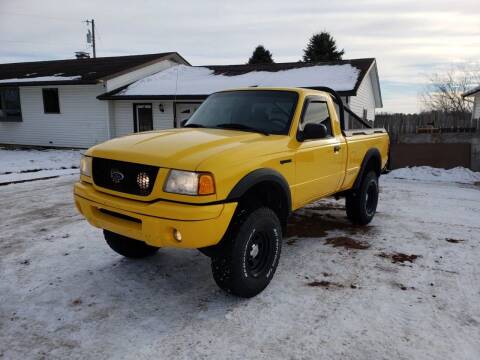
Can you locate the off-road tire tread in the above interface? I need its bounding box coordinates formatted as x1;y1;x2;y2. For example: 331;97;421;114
211;207;282;298
345;171;379;225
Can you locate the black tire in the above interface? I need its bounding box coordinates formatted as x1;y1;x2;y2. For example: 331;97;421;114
211;207;282;298
346;171;379;225
104;230;159;258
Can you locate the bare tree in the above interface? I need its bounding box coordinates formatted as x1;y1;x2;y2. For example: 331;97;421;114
422;67;479;115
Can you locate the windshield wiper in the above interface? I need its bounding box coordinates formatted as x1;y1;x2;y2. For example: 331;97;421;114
183;123;205;128
215;123;269;136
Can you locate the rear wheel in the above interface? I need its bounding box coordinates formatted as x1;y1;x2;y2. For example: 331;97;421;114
346;171;379;225
211;207;282;298
104;230;159;258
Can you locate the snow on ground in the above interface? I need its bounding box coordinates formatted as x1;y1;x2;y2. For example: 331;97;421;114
119;63;360;96
0;159;479;359
386;166;480;184
0;148;81;184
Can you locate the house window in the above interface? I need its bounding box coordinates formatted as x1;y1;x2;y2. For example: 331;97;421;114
0;87;22;122
42;88;60;114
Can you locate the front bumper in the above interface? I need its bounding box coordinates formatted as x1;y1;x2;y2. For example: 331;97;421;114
74;181;237;248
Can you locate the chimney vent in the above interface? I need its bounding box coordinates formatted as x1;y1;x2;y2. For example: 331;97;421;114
75;51;90;59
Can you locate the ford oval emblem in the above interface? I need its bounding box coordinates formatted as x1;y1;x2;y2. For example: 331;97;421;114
110;169;124;184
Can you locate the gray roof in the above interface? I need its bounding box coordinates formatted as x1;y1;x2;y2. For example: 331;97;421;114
0;52;189;87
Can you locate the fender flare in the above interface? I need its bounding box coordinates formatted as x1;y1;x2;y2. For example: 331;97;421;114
226;168;292;214
353;148;381;191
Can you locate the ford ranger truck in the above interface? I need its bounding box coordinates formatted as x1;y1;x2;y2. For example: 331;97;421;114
74;87;389;298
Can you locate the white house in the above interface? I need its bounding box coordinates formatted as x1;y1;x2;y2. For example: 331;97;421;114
0;55;382;148
463;85;480;120
0;52;189;148
100;58;382;137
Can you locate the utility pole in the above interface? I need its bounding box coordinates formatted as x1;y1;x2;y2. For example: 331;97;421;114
85;19;96;58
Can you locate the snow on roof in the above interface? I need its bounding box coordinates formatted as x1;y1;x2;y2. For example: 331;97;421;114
0;75;82;84
463;85;480;97
0;53;185;85
118;64;361;96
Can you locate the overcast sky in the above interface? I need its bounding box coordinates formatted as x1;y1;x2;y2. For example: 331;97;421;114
1;0;479;113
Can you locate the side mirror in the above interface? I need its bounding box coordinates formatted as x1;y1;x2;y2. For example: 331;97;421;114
299;123;328;141
180;119;189;127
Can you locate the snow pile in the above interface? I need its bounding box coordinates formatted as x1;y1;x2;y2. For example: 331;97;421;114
0;148;81;183
0;148;81;173
119;64;360;96
385;166;480;184
0;74;82;83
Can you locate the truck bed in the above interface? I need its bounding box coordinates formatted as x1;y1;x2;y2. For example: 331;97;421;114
340;129;390;191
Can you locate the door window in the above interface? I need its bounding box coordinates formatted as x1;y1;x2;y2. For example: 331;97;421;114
299;100;333;138
134;104;153;132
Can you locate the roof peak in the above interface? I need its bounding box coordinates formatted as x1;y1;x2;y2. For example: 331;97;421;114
198;58;375;68
0;52;177;66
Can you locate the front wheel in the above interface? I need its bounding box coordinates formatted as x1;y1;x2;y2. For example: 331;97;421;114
104;230;160;258
346;171;379;225
211;207;282;298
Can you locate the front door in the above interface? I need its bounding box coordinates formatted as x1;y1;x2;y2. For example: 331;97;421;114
293;97;345;207
134;104;153;132
175;103;201;127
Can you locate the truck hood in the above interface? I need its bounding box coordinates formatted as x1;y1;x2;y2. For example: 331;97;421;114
88;128;291;170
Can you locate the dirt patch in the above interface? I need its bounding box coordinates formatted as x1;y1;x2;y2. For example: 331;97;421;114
287;212;374;239
325;236;370;250
307;280;344;289
474;181;480;188
378;252;420;263
307;280;359;289
445;238;464;243
393;282;415;291
0;166;78;176
0;175;62;186
71;298;82;306
287;214;329;238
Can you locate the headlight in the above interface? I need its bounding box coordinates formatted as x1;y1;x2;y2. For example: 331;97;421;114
80;155;92;177
164;170;215;195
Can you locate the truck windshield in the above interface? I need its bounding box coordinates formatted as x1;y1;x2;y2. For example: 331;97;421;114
184;90;298;135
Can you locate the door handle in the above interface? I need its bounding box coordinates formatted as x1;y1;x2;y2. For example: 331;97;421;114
333;145;341;153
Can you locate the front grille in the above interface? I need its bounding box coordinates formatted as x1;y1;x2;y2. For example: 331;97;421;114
92;157;159;196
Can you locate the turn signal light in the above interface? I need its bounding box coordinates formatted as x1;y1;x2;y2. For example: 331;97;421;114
173;229;182;242
198;174;215;195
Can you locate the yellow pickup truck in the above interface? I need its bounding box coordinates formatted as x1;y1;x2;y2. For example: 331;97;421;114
74;87;389;297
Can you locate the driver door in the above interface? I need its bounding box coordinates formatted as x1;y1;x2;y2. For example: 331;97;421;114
293;96;345;207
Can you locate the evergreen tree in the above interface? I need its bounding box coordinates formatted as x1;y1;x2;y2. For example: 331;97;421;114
248;45;274;65
302;32;344;62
